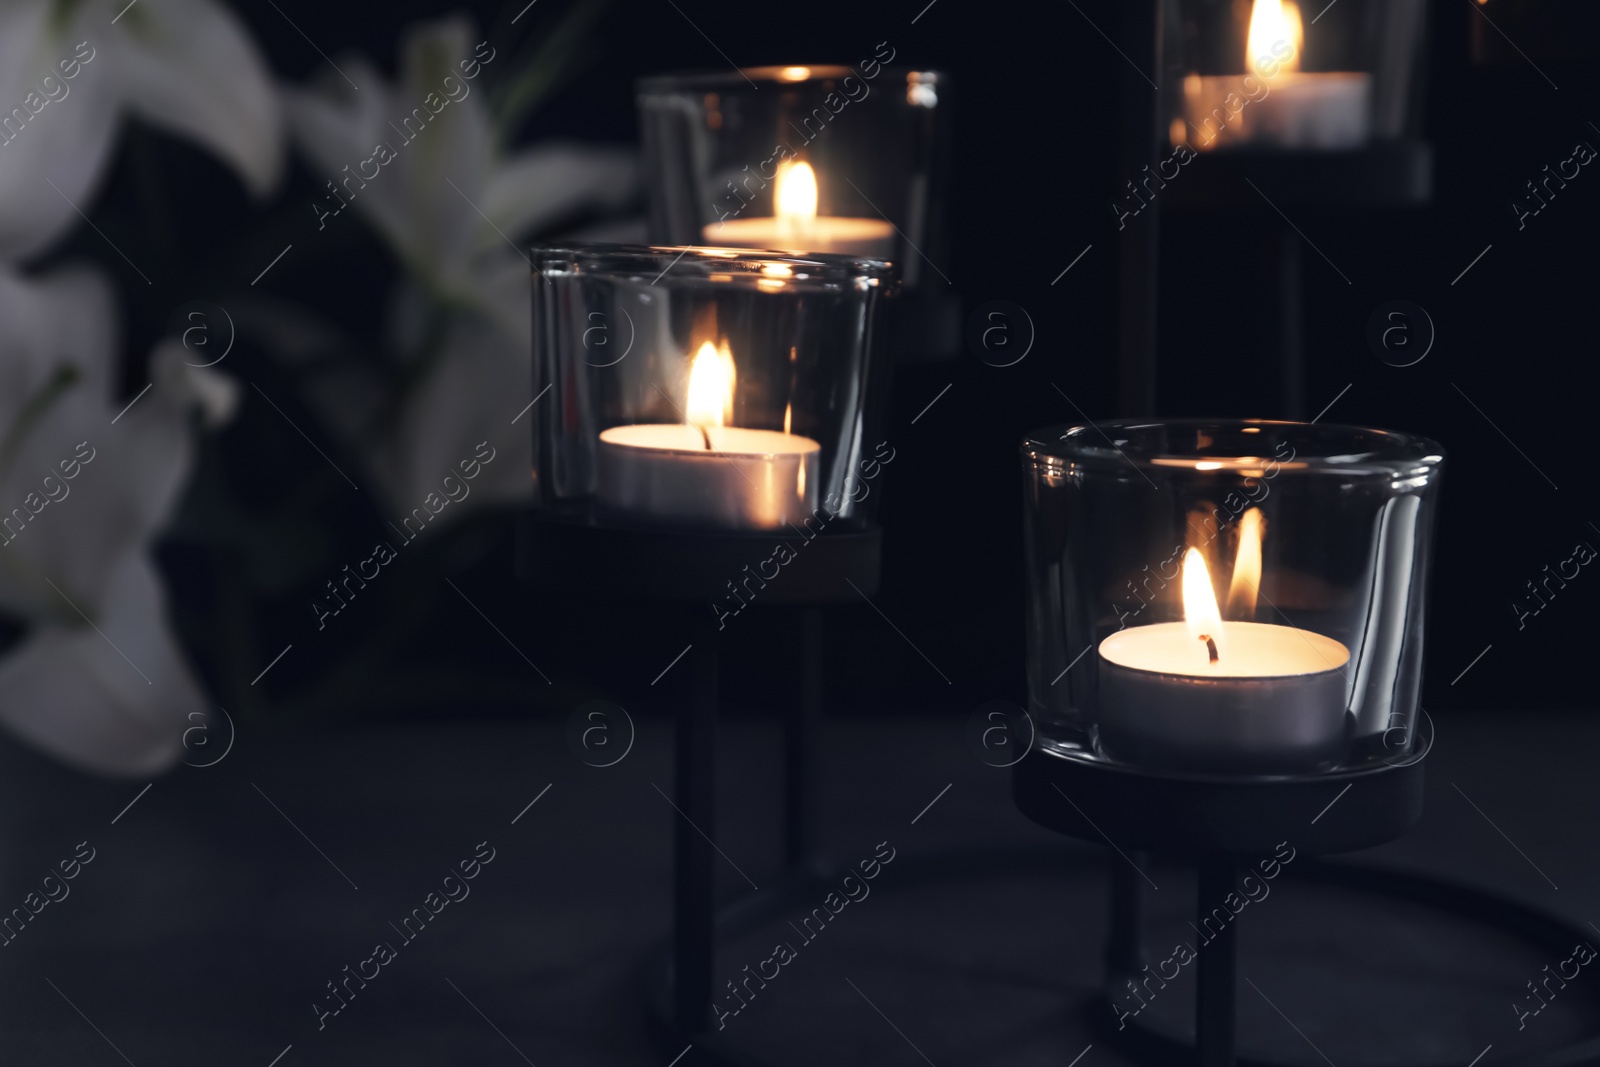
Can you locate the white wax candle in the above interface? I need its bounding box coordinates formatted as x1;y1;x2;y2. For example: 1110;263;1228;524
1100;620;1348;677
597;424;820;530
1179;0;1372;151
1182;72;1371;151
702;216;895;258
1097;621;1351;773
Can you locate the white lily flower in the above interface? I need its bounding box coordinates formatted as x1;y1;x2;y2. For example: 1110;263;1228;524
0;0;283;262
283;15;635;517
0;265;212;777
377;259;534;515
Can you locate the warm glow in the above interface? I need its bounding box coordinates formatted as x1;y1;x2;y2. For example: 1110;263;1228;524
1182;547;1227;663
776;161;819;226
1227;507;1264;619
1247;0;1302;75
757;261;792;292
779;65;812;82
686;340;736;429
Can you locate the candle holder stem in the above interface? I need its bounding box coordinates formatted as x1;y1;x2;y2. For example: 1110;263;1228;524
672;638;718;1033
784;608;825;870
1107;854;1149;979
1271;227;1305;419
1195;856;1239;1067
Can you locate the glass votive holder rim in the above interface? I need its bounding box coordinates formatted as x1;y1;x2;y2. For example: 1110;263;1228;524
636;66;946;94
1023;418;1445;481
531;242;898;296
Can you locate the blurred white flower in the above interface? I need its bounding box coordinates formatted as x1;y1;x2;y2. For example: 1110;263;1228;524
0;0;283;262
155;340;241;429
284;16;634;517
0;265;215;776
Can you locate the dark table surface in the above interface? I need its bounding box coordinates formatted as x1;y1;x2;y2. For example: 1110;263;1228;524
0;706;1595;1066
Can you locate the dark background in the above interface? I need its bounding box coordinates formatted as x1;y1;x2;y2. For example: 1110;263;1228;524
9;3;1600;1065
62;0;1600;727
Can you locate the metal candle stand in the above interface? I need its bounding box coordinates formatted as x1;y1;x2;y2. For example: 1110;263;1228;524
517;509;879;1053
1113;2;1433;417
1153;147;1431;420
1012;717;1600;1067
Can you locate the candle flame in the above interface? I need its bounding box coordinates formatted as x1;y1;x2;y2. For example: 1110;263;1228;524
1247;0;1302;75
1226;507;1264;619
776;160;819;235
1182;547;1226;664
686;340;735;431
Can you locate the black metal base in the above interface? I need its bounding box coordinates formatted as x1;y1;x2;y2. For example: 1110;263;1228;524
1099;860;1600;1067
1013;733;1429;860
1165;140;1433;211
1011;718;1600;1067
641;839;1600;1067
1017;727;1431;1067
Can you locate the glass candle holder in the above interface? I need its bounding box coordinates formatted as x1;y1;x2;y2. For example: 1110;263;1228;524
636;64;948;289
1161;0;1428;152
1022;419;1444;776
531;244;896;531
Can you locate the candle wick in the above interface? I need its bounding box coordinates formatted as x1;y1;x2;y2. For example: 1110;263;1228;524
697;424;714;451
1198;634;1219;664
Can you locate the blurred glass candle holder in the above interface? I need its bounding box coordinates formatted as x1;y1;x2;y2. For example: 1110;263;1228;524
1021;420;1444;775
636;64;948;288
531;244;896;531
1162;0;1428;151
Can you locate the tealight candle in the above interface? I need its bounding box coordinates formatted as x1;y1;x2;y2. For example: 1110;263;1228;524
1180;0;1371;151
703;161;895;258
596;340;820;529
1097;518;1352;773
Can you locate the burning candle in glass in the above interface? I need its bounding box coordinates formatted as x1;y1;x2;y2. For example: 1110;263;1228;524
596;337;821;529
1096;508;1352;773
703;160;895;257
1177;0;1371;151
